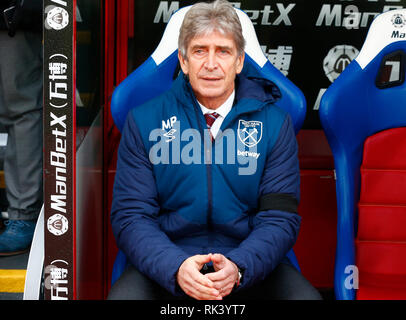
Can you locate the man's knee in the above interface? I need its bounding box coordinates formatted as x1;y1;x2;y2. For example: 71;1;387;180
265;263;323;300
108;266;160;300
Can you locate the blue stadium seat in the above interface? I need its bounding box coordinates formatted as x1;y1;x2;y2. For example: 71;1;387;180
110;5;307;286
319;9;406;300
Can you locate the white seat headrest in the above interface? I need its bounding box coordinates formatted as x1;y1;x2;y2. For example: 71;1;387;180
356;9;406;69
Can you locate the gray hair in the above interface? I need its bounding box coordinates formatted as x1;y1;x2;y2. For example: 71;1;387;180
178;0;245;59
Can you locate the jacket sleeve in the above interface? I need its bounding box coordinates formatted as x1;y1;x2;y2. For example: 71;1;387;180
226;114;301;290
110;112;190;295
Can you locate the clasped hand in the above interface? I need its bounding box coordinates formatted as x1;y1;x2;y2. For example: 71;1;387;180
176;253;239;300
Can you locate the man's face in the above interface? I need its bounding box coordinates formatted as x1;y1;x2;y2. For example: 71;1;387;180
179;31;244;109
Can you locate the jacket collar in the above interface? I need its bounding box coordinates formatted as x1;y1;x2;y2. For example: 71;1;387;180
172;69;281;114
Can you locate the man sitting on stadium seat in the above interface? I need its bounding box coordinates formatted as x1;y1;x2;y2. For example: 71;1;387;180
108;0;321;300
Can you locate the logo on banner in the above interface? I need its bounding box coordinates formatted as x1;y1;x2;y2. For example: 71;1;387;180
262;45;293;76
392;13;406;28
45;6;69;30
44;259;69;300
323;45;359;82
48;53;68;108
47;214;68;236
154;1;296;26
238;120;263;148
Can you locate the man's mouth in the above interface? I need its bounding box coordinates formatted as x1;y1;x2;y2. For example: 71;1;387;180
200;76;222;81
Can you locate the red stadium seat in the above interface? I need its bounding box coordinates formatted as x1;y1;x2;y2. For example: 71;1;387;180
356;128;406;299
320;9;406;299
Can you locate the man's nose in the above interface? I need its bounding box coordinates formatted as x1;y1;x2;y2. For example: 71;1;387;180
204;51;218;70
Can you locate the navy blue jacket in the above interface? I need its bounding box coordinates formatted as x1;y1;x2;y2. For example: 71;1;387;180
111;72;301;296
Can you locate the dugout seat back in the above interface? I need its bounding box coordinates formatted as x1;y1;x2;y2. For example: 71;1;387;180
110;5;307;285
319;9;406;300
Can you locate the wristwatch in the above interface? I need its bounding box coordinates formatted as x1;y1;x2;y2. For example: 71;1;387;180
236;267;243;287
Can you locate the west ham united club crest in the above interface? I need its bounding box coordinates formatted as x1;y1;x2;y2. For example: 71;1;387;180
238;120;263;148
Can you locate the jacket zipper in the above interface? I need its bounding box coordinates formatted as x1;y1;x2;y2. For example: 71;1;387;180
192;103;213;234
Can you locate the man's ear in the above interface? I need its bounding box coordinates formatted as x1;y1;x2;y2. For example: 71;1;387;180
178;50;189;75
236;52;245;74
